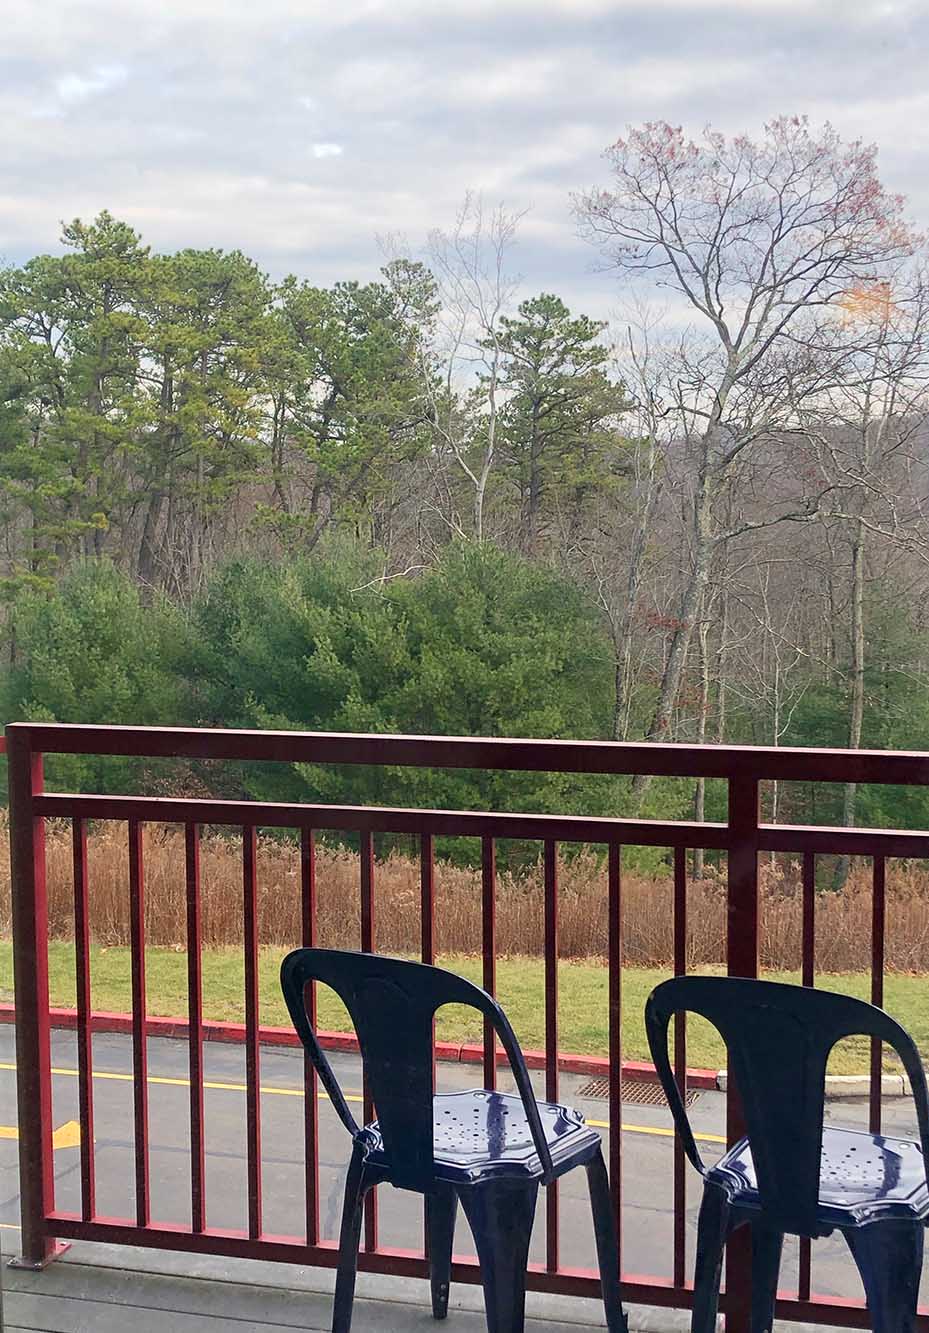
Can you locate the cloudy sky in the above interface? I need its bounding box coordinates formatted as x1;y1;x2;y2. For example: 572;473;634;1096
3;0;927;319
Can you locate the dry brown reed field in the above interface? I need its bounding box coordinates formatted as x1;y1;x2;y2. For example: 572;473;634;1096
2;814;929;971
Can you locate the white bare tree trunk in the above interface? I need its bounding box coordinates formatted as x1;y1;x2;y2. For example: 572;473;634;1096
834;518;866;888
693;612;710;878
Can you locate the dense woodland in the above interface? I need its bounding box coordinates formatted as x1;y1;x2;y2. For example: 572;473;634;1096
4;118;929;865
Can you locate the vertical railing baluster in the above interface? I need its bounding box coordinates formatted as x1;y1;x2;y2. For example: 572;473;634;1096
421;832;436;969
672;845;687;1290
7;732;55;1267
128;819;150;1227
301;829;319;1247
870;856;886;1136
72;818;95;1222
186;823;205;1234
243;825;262;1239
421;832;436;1257
801;854;815;990
482;836;497;1091
360;831;377;1252
544;840;559;1273
608;842;622;1281
725;778;760;1333
798;851;815;1301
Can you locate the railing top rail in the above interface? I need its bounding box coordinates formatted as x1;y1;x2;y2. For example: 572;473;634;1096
29;792;929;858
8;721;929;785
34;792;732;848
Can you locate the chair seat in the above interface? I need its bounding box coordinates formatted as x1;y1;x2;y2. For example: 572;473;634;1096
364;1089;601;1185
709;1124;929;1229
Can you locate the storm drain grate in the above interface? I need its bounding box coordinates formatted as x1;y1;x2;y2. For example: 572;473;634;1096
576;1077;701;1108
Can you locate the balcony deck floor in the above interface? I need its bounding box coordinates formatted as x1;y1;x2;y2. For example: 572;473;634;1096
2;1245;633;1333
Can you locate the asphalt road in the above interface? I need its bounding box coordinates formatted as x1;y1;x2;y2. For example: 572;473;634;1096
0;1026;927;1307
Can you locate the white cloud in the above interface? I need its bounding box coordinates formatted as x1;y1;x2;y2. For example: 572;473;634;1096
0;0;926;330
55;64;129;104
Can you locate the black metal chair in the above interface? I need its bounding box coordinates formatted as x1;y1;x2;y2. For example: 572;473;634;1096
281;947;627;1333
645;976;929;1333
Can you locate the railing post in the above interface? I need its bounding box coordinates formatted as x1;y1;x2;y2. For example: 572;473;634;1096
724;776;759;1333
6;726;63;1268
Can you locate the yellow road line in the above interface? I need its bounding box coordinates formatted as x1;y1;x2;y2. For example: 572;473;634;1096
0;1062;726;1146
590;1118;725;1143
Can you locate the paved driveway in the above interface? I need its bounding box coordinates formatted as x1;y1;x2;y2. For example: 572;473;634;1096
1;1026;927;1310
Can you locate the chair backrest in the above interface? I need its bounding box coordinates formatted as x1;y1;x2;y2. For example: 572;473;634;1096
280;947;554;1191
645;976;929;1235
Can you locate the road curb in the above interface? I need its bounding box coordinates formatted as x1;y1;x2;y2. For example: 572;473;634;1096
715;1068;910;1098
0;1002;719;1088
0;1004;906;1097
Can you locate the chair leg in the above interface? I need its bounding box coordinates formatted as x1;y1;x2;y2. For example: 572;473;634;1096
426;1185;458;1319
459;1178;539;1333
332;1145;369;1333
691;1183;730;1333
750;1223;783;1333
845;1220;923;1333
585;1147;629;1333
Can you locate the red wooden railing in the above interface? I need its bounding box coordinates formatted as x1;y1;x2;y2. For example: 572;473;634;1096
5;721;929;1330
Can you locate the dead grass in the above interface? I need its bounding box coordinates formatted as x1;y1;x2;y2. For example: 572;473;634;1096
2;815;929;971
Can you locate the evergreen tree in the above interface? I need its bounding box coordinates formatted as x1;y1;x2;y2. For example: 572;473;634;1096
496;294;627;554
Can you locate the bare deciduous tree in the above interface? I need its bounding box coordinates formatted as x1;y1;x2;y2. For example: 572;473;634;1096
799;268;929;879
423;194;524;541
576;117;916;800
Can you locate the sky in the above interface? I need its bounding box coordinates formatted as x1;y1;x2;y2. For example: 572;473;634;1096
3;0;928;322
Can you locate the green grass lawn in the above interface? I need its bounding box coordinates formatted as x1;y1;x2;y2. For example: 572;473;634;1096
1;941;924;1075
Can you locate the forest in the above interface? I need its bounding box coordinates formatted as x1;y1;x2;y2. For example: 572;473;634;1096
3;117;929;863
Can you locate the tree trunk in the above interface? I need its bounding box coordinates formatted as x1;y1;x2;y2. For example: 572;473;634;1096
693;613;710;878
715;577;729;745
834;518;866;889
137;491;165;591
610;534;646;743
611;647;628;744
611;439;663;741
525;401;543;556
769;679;781;873
631;454;714;800
474;417;496;544
474;477;485;543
